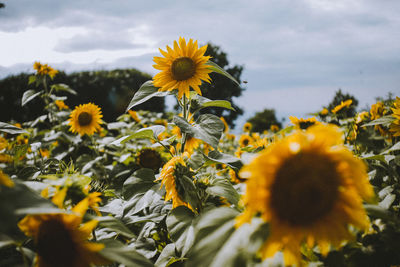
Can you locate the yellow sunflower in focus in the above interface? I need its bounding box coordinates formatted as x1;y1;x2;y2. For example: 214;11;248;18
153;37;212;100
0;169;14;187
389;97;400;136
289;116;320;130
68;103;103;136
157;155;192;210
18;198;109;267
237;124;374;266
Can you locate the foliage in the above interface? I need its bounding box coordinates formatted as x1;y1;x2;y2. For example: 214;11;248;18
0;69;164;123
327;89;359;119
0;45;400;267
246;108;282;133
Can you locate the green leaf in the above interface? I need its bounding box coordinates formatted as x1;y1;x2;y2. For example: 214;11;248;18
187;207;239;267
154;243;182;267
175;174;200;211
96;216;136;239
362;115;395;127
204;150;243;170
206;176;240;205
28;75;36;85
0;122;27;134
382;141;400;154
205;61;239;86
190;95;235;112
123;169;156;199
166;206;196;256
99;239;153;267
173;114;224;149
21;89;41;106
126;80;169;111
51;83;77;95
365;204;395;221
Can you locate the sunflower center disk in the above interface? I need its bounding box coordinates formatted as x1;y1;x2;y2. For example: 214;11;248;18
78;112;92;126
171;57;196;81
36;219;76;267
270;152;339;227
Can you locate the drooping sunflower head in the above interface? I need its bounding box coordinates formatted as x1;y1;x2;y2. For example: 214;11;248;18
153;37;212;100
243;122;252;133
157;155;192;210
68;103;103;136
237;124;374;265
289;116;320;130
137;148;163;172
389;97;400;136
18;198;109;267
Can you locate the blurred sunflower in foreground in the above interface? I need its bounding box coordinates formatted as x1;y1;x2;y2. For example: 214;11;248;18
237;124;374;266
68;103;103;136
152;37;212;100
18;197;109;267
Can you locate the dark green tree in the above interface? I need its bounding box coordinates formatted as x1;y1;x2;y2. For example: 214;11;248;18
327;89;358;119
199;43;245;129
0;69;164;123
247;108;282;133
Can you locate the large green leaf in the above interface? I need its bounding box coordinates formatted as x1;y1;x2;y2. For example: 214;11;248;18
206;176;240;205
190;95;235;112
125;80;169;111
123;169;156;199
51;83;77;95
175;174;200;211
206;61;239;85
187;207;239;267
166;206;196;256
204;150;243;170
96;216;136;239
21;89;41;106
0;122;27;134
99;239;153;267
173;114;224;149
362;115;395;127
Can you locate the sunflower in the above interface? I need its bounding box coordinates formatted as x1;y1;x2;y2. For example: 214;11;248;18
172;126;201;154
220;116;229;133
157;155;192;210
128;110;141;123
239;134;253;148
389;97;400;136
0;169;13;187
289;116;320;130
55;100;69;110
331;99;353;114
236;124;374;266
243;122;252;133
18;198;109;267
270;124;280;132
370;101;389;136
68;103;103;136
137;148;163;172
33;61;58;79
153;37;212;100
320;108;329;116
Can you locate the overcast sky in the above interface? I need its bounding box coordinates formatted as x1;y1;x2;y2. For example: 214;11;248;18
1;0;399;127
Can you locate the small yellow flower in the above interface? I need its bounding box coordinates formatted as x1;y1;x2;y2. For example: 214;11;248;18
68;103;103;136
270;124;279;132
0;169;14;187
157;155;192;210
239;134;253;148
18;198;109;267
243;122;252;133
128;110;141;123
331;99;353;114
237;124;374;266
55;100;69;110
40;149;50;158
0;136;9;150
153;37;212;100
33;61;58;78
320;108;329;115
370;101;389;136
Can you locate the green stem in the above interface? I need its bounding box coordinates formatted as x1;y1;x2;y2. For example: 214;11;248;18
18;245;29;267
181;96;188;154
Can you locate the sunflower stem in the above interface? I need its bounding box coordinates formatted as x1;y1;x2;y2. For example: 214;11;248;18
181;96;188;154
18;245;29;267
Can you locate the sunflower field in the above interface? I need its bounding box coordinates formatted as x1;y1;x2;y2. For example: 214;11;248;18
1;38;400;267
